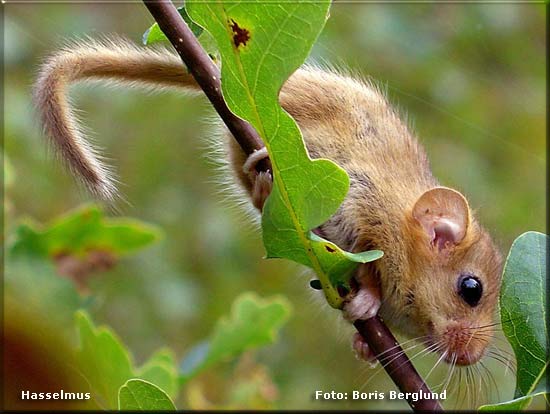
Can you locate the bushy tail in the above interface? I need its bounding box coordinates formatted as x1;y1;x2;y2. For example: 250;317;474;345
33;37;198;199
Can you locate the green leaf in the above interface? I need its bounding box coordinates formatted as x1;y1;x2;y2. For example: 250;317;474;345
10;204;162;258
180;292;291;382
143;5;203;45
187;0;381;309
501;232;548;397
75;310;134;409
309;233;383;288
478;231;548;411
118;379;176;411
75;311;179;409
478;390;547;411
136;348;179;399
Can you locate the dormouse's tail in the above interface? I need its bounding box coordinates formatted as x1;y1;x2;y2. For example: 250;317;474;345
33;37;198;200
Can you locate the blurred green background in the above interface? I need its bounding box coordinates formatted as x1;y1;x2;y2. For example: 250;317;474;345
4;2;546;411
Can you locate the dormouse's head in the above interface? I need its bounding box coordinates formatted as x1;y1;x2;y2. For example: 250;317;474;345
404;187;502;365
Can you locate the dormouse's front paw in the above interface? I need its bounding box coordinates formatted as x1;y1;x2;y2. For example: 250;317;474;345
243;147;272;211
342;284;381;322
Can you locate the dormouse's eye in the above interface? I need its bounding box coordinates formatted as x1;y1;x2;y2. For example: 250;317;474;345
458;274;482;307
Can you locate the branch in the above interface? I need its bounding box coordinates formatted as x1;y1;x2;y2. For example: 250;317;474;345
355;318;443;411
142;1;442;411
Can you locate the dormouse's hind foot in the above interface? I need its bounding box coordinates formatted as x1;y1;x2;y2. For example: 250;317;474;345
352;332;378;367
243;148;272;211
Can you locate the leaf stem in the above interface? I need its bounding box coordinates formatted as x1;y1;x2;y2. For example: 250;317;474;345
142;1;443;411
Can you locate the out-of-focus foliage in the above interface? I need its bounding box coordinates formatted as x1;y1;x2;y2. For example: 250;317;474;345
11;205;162;258
7;218;291;410
180;293;292;383
73;295;289;410
4;2;545;411
75;310;177;408
4;170;291;410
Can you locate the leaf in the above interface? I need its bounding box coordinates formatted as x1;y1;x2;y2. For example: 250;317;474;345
136;348;179;399
143;5;203;45
501;232;548;397
10;204;162;258
478;390;547;411
478;231;548;411
187;0;382;309
179;292;291;382
75;312;178;409
118;379;176;411
75;310;134;408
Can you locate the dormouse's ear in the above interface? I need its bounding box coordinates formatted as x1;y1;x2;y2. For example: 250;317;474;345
412;187;470;251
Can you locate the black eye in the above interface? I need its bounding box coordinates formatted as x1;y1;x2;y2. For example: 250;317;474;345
458;275;482;307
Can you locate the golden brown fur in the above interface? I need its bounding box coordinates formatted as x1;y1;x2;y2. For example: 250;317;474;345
33;38;195;199
33;38;502;365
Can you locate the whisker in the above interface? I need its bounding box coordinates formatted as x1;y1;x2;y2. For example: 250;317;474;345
488;346;516;360
374;335;430;360
437;353;457;393
386;342;442;378
464;312;533;332
378;340;433;370
487;347;516;368
456;368;464;409
358;342;426;391
480;359;501;402
485;353;517;375
424;349;447;384
466;366;474;408
476;362;489;405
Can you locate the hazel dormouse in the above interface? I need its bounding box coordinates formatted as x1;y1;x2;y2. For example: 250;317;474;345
34;38;502;367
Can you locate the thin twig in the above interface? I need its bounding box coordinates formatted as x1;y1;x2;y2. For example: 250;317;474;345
142;1;443;411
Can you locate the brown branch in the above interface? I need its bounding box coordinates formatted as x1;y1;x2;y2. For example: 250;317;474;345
143;1;443;411
355;317;443;411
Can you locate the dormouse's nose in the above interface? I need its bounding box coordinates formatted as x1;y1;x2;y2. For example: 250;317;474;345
440;323;489;366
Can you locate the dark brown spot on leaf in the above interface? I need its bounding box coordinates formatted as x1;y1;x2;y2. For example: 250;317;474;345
325;245;335;253
229;19;250;48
